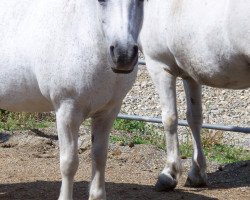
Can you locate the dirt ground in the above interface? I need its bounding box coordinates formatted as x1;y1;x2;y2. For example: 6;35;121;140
0;127;249;200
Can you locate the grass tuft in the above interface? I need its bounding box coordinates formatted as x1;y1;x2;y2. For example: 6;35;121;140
113;118;147;133
111;119;165;148
112;118;250;164
180;129;250;164
0;110;54;131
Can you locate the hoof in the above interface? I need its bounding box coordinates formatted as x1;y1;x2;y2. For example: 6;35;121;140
88;196;106;200
155;173;177;191
88;191;106;200
184;176;207;187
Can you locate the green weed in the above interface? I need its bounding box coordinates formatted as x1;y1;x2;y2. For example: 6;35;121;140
0;110;54;131
113;118;147;133
179;129;250;164
111;118;165;148
112;119;250;164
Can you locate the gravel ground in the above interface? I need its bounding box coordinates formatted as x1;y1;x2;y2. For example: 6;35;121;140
0;128;250;200
121;62;250;149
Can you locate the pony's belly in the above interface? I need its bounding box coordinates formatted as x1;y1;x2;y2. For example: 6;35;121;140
0;98;53;112
197;75;250;89
0;83;53;112
186;64;250;89
0;67;53;112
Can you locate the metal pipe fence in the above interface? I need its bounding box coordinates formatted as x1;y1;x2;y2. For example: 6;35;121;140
117;114;250;133
138;59;146;65
117;59;250;134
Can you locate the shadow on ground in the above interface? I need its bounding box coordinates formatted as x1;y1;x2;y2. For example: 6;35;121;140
207;160;250;189
0;181;218;200
0;133;10;143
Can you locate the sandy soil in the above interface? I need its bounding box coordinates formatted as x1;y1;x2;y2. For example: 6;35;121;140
0;127;249;200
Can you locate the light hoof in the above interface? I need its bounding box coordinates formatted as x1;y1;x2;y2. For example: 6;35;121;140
184;174;207;187
155;173;177;191
88;196;106;200
88;191;106;200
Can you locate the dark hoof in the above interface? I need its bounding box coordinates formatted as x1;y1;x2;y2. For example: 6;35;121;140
155;173;177;192
184;176;207;188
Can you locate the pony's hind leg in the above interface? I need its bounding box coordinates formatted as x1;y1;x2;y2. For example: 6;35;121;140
89;106;121;200
183;78;207;187
56;102;84;200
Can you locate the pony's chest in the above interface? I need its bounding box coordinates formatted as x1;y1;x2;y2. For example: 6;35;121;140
85;72;137;117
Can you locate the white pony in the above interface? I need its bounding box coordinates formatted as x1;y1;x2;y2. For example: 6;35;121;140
0;0;143;200
139;0;250;191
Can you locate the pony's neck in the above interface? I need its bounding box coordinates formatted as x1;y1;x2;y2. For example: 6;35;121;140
58;0;103;36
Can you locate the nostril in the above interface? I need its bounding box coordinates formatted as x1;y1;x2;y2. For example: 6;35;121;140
133;45;138;52
133;45;138;56
110;45;114;53
110;45;115;59
110;45;114;51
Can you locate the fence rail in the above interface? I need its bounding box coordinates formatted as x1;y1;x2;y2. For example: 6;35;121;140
138;59;146;65
117;114;250;133
117;59;250;134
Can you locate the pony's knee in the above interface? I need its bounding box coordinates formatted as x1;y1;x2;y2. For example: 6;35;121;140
162;114;177;132
60;153;79;177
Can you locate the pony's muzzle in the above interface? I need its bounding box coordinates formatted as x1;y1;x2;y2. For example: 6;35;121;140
110;43;138;74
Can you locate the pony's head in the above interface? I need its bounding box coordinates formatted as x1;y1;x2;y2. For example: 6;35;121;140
98;0;144;73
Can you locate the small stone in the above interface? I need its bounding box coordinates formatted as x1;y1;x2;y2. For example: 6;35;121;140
128;141;135;148
118;141;125;146
218;165;223;171
111;148;122;156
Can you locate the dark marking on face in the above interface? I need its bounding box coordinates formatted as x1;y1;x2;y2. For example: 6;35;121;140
91;135;94;143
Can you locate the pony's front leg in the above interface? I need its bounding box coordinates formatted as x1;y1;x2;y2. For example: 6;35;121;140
146;61;181;191
183;79;207;187
56;103;83;200
89;109;119;200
